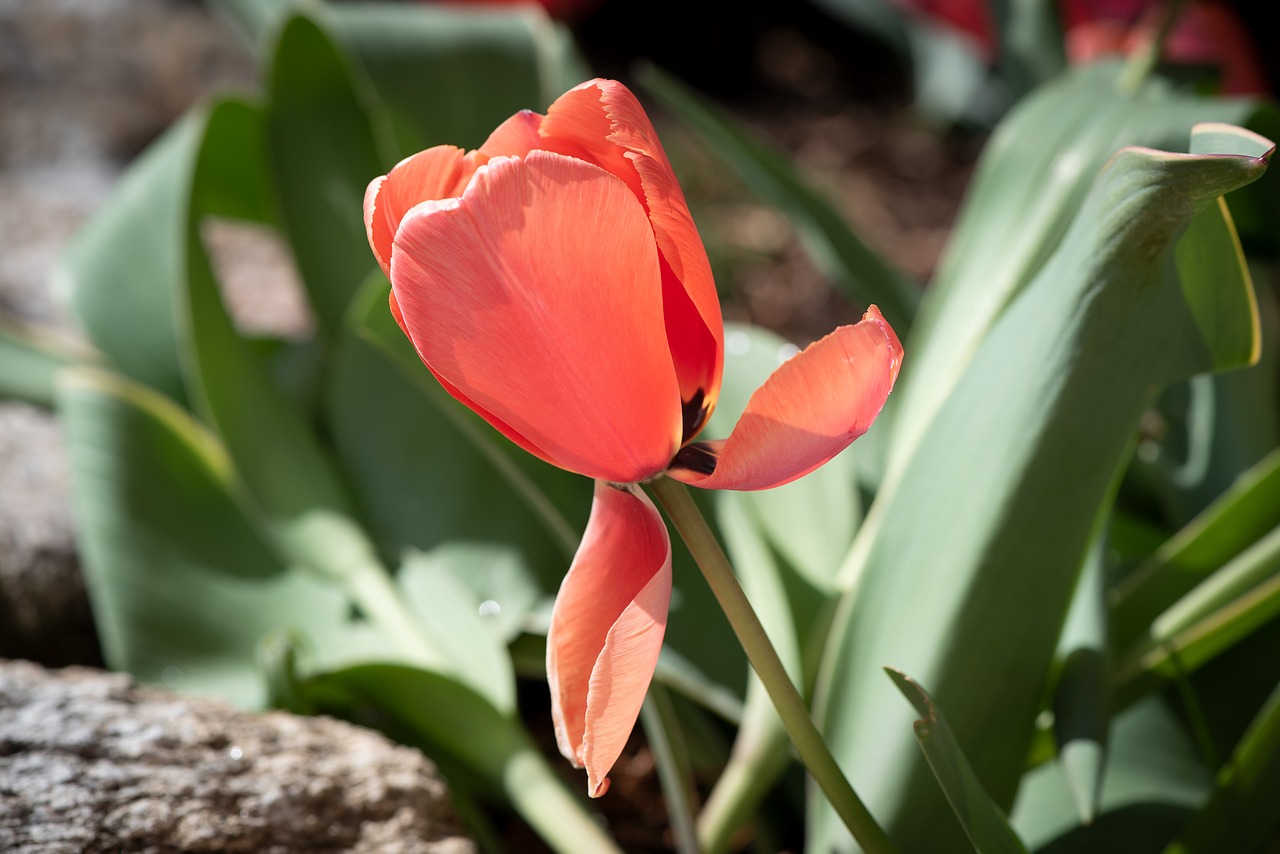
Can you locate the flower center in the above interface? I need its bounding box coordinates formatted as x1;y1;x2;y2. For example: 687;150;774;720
680;388;709;445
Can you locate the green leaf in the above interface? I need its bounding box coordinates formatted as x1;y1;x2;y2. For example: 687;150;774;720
60;116;198;404
264;13;386;337
1112;531;1280;709
1012;698;1210;851
887;668;1030;854
880;63;1278;494
636;65;921;333
57;367;356;708
1052;540;1111;826
328;2;587;156
1113;444;1280;648
0;319;89;407
181;98;382;584
813;127;1272;852
398;550;515;713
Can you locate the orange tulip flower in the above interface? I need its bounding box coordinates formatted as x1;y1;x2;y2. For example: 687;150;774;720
365;78;903;797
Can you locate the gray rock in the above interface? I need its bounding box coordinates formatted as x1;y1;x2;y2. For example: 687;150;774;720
0;659;477;854
0;404;96;667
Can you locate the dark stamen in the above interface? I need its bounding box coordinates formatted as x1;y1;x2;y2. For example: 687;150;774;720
672;443;718;475
681;388;708;443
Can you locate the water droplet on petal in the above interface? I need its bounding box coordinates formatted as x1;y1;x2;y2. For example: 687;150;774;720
726;330;751;356
478;599;501;617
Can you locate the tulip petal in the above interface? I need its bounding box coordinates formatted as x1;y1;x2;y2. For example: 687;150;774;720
389;150;683;483
541;80;723;429
548;481;672;798
364;145;482;276
479;109;544;158
669;306;903;491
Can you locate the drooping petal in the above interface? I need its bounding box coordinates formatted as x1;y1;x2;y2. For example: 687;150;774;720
548;481;672;798
364;145;482;276
389;150;683;483
669;306;903;491
540;80;724;425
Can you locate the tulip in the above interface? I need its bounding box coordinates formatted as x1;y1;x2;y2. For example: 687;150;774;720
365;78;903;797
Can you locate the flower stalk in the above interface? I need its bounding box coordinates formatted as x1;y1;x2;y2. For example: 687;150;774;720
648;475;899;854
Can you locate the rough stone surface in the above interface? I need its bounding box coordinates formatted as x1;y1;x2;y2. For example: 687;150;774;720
0;659;477;854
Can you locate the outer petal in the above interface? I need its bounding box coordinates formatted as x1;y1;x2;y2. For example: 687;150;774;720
548;481;672;798
364;145;483;276
540;80;723;429
669;306;903;491
389;150;683;483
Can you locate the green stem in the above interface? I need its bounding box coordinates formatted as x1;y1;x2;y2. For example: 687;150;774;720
648;476;899;854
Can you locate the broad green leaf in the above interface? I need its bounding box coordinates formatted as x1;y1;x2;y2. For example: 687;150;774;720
812;127;1272;852
398;550;515;714
1125;267;1279;534
887;668;1030;854
881;63;1278;495
328;2;587;156
57;367;357;708
265;12;386;336
60;116;198;404
0;319;90;407
1112;447;1280;645
185;98;383;585
1167;681;1280;853
636;66;921;333
1012;698;1210;851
